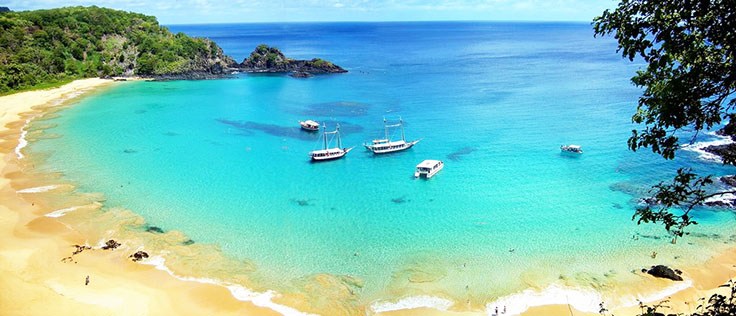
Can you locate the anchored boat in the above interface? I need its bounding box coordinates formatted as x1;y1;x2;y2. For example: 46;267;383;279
299;120;320;131
414;160;444;179
309;123;354;161
364;117;421;154
560;144;583;154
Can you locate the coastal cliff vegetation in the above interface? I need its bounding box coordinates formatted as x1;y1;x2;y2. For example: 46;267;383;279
0;6;235;94
240;44;347;77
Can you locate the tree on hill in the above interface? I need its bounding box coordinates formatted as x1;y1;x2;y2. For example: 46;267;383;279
0;6;235;93
594;0;736;243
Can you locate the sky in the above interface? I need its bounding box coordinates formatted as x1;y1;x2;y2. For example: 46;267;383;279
2;0;619;24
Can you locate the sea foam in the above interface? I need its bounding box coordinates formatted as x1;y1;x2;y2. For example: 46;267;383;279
680;131;733;163
45;206;81;218
16;185;60;193
369;295;454;313
141;255;316;316
484;284;602;315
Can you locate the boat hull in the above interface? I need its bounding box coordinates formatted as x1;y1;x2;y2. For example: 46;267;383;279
310;147;354;162
365;139;420;154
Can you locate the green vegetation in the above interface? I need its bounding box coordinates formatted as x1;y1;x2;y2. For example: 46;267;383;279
595;1;735;314
0;6;234;93
306;58;333;68
594;0;736;242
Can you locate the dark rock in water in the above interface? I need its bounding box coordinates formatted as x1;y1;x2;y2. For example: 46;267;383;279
101;239;121;250
291;199;314;207
446;147;477;162
123;149;138;154
290;71;313;78
703;143;736;160
146;226;164;234
704;199;735;208
391;196;407;204
239;45;347;76
721;175;736;187
645;265;683;281
182;239;195;246
129;251;149;262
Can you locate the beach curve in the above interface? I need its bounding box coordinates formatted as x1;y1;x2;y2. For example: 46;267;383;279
1;79;735;316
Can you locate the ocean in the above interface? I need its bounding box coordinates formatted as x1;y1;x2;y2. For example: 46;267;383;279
27;22;736;313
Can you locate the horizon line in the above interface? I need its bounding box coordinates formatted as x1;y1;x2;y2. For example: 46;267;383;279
165;19;595;26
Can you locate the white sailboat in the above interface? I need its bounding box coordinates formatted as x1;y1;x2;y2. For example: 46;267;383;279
309;123;354;161
364;117;421;154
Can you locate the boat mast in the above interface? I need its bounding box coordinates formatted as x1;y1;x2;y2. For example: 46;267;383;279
336;124;342;149
383;118;389;140
323;123;328;150
400;116;406;141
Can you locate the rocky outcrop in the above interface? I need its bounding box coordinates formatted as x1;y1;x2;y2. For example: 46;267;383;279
721;175;736;187
129;251;149;262
101;239;121;250
239;45;347;76
703;143;736;160
0;7;11;12
642;265;683;281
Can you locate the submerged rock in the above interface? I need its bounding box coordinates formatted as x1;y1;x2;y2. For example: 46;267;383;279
146;226;164;234
721;175;736;187
645;265;683;281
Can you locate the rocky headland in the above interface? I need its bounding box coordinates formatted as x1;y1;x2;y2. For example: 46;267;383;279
239;45;347;77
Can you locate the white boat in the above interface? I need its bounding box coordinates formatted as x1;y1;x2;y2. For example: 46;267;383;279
560;144;583;154
299;120;320;131
309;123;354;161
414;160;444;179
364;117;421;154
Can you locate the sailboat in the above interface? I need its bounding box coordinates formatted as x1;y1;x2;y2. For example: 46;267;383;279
364;117;421;154
309;123;354;161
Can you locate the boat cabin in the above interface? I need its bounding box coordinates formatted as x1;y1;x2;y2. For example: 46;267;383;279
414;160;444;179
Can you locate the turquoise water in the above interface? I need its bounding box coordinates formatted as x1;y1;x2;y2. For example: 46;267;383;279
30;22;736;306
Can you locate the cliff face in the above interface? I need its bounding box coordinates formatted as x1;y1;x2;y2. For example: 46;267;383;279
239;45;347;75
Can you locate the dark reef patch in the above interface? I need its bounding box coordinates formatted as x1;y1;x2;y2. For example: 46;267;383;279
217;119;363;141
146;226;164;234
391;196;410;204
291;198;315;207
123;148;138;154
446;146;477;162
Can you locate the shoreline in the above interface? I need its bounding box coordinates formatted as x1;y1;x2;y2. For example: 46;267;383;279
1;79;735;316
0;78;281;316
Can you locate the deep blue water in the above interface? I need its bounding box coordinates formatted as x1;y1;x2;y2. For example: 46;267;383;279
30;22;736;307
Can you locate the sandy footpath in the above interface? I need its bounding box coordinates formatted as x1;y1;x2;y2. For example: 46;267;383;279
0;78;733;316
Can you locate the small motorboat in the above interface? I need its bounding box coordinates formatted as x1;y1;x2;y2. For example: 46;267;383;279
560;144;583;154
300;120;320;131
414;160;444;179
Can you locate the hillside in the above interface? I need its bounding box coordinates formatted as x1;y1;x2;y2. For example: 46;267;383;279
0;6;236;93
